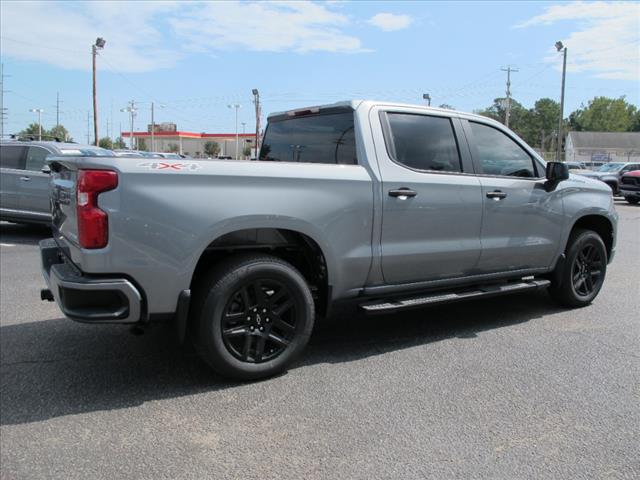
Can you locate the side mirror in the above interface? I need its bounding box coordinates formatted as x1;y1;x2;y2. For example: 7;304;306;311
41;164;51;174
546;162;569;182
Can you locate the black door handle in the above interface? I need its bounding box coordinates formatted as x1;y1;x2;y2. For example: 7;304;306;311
389;188;417;199
486;190;507;200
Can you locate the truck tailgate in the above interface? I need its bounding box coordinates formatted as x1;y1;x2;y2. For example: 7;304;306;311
50;159;80;247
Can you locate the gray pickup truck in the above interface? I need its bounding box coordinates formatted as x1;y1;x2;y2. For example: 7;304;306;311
39;100;618;380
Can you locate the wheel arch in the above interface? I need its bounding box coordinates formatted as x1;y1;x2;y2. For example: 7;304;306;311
189;225;333;316
568;214;614;260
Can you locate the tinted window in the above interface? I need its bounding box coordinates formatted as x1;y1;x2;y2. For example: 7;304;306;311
470;122;537;177
0;145;26;169
25;146;50;171
386;113;461;172
260;112;356;165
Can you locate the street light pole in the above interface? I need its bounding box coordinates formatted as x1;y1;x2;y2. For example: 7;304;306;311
228;103;241;160
29;108;44;140
120;100;136;149
252;89;260;157
151;102;155;152
555;41;567;162
92;37;106;146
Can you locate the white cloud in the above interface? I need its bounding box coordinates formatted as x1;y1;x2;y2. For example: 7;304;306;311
515;1;640;81
367;13;413;32
0;1;183;73
0;1;367;73
169;1;365;54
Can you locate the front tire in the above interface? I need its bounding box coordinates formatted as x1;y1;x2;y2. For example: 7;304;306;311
625;196;639;205
191;254;315;380
549;229;607;308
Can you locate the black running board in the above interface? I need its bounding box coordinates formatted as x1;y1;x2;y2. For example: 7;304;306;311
360;279;550;314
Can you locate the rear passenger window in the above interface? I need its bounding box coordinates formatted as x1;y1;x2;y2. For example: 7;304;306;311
385;113;462;173
0;145;26;169
470;122;537;178
260;112;356;165
25;146;50;171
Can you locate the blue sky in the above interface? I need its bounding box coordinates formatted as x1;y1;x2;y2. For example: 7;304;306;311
1;1;639;143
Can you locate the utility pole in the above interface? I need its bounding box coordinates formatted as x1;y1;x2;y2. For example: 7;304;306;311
56;92;60;126
501;65;518;128
92;37;106;146
0;63;9;139
87;111;91;144
252;89;260;157
30;108;44;140
228;103;241;160
555;41;567;162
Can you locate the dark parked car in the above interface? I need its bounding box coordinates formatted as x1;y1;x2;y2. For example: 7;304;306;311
619;170;640;204
0;139;114;224
575;162;640;195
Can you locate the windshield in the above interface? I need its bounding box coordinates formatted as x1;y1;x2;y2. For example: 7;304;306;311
597;163;624;172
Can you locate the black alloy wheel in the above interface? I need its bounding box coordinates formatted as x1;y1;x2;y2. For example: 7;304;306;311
571;243;604;297
192;254;315;380
221;279;297;363
548;229;607;308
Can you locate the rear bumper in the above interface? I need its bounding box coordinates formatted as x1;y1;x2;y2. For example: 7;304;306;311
40;238;142;324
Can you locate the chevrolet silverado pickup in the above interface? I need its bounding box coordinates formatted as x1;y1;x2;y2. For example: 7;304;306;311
39;100;618;380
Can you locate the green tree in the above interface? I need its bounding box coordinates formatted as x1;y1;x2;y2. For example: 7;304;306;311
569;96;638;132
204;141;220;157
475;98;533;143
19;123;44;138
98;137;113;149
528;98;560;151
438;104;455;110
49;125;71;142
167;143;179;153
113;137;127;149
137;138;148;151
242;146;252;158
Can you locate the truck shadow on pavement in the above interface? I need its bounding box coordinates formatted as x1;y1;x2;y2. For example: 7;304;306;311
0;291;564;426
0;222;51;245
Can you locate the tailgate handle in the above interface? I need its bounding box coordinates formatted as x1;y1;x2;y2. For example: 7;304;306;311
19;176;31;182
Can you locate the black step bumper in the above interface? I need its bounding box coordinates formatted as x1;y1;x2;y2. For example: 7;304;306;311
39;238;142;324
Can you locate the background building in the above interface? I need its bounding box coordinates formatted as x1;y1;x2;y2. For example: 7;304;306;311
565;132;640;166
124;124;258;158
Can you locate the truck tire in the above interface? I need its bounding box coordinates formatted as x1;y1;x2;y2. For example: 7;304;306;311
625;197;639;205
191;254;315;380
548;229;607;308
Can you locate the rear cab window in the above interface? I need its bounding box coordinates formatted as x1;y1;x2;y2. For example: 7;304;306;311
382;113;462;173
259;109;356;165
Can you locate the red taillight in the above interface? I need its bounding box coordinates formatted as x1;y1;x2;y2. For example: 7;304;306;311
77;169;118;249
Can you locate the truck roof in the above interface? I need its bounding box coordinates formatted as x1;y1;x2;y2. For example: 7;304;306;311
267;99;500;126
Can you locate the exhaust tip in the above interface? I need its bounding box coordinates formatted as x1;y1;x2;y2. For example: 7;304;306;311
40;289;55;302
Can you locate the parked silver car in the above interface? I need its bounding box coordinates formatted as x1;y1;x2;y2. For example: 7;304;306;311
0;139;114;224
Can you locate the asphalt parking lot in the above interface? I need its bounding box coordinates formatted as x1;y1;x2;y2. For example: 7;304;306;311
1;201;638;480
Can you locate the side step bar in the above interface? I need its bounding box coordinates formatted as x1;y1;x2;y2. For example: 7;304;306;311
360;279;550;314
